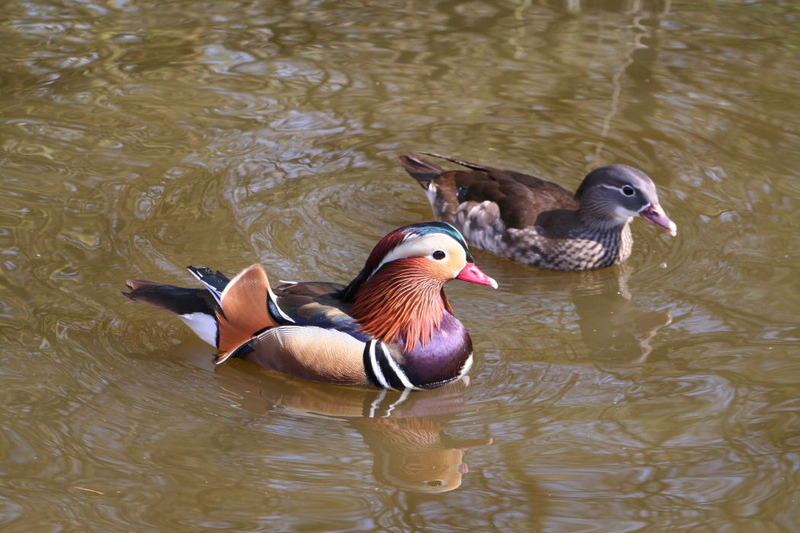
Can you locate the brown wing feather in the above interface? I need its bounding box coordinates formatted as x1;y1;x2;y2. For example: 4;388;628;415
400;153;579;229
272;281;358;328
216;264;279;355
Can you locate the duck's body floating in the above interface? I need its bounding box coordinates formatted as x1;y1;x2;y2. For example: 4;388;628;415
398;153;677;271
124;222;497;390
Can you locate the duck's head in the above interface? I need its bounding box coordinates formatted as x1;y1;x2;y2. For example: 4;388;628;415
575;164;677;236
343;222;496;350
343;221;497;301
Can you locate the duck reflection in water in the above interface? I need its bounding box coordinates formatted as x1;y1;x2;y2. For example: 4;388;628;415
213;362;492;493
572;265;672;363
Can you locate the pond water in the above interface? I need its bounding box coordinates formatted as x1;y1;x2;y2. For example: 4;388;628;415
1;0;798;531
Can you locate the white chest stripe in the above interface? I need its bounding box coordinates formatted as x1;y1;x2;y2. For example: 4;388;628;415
368;341;391;389
381;343;421;390
366;340;423;391
458;353;474;379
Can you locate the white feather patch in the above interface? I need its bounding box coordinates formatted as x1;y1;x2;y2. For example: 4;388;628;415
613;205;638;221
380;342;420;390
268;286;296;324
369;232;467;280
178;312;218;347
425;183;438;205
457;353;474;379
369;341;390;389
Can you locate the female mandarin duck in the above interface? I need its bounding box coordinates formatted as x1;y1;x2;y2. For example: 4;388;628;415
398;153;677;271
123;222;497;390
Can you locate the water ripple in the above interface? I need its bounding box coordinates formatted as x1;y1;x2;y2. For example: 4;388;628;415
1;0;799;530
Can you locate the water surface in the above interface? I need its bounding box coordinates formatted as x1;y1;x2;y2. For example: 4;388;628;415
1;0;798;531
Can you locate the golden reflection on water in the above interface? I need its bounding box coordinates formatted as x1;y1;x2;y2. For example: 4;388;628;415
215;366;491;494
1;0;799;530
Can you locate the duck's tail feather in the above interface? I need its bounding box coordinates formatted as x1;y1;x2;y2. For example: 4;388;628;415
124;264;282;356
123;280;220;346
123;280;216;315
418;152;489;172
397;153;445;187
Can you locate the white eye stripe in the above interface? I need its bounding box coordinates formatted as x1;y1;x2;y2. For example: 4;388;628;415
598;183;629;192
598;183;637;196
369;233;465;279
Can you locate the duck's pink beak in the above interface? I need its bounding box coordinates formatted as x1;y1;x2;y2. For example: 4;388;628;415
640;204;677;236
456;263;498;289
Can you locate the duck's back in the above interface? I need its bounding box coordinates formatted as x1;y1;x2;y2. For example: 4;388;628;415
272;281;368;340
447;166;578;230
399;153;594;266
400;154;575;225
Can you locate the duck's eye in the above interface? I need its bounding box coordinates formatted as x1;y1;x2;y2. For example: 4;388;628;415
432;250;446;260
621;185;635;197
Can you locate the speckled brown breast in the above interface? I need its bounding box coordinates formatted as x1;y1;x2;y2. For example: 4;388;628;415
450;198;633;271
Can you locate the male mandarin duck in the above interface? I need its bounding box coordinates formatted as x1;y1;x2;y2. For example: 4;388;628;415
398;152;677;271
123;222;497;390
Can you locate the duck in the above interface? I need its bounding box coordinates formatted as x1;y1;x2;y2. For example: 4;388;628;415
123;221;497;390
398;152;677;271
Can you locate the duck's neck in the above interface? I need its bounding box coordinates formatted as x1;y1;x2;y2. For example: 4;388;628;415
349;260;452;352
574;212;634;266
576;208;631;235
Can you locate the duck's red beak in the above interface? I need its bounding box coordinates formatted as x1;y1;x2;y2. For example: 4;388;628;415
640;204;677;236
456;263;498;289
